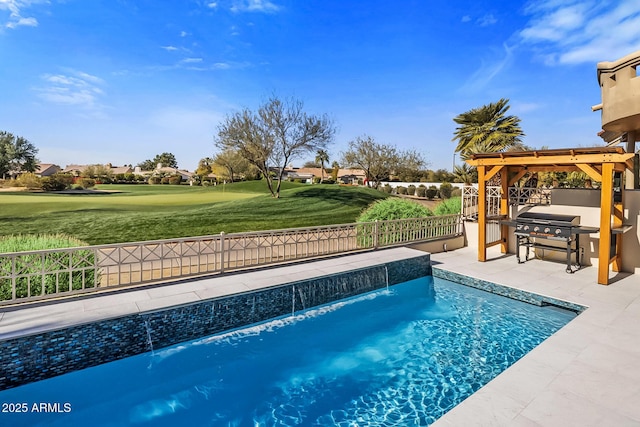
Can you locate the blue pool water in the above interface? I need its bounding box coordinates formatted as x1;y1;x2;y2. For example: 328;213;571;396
0;277;576;426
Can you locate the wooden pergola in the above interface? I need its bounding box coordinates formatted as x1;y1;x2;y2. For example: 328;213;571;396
466;147;635;285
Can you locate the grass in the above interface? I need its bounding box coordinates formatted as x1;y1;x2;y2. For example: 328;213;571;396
0;182;387;245
0;234;97;300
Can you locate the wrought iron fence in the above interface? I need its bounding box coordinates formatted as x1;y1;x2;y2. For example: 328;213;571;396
0;214;463;306
508;186;551;206
462;186;551;219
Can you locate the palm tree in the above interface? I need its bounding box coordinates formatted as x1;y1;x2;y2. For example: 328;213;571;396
315;149;329;183
453;163;477;185
452;98;525;158
331;160;340;182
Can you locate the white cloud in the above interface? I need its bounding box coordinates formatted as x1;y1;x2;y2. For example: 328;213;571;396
35;70;107;113
0;0;45;29
461;15;471;23
212;62;231;69
519;0;640;65
477;14;497;27
207;2;218;9
230;0;280;13
458;43;514;93
161;45;178;51
181;57;203;63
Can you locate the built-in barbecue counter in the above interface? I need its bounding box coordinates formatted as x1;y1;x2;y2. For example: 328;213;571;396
501;212;599;273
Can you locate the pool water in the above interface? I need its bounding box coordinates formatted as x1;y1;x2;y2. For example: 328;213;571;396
0;277;576;426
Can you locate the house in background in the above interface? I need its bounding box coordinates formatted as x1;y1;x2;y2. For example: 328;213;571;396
110;165;133;175
34;164;61;177
61;164;89;176
155;166;194;182
62;164;133;176
337;169;367;185
286;168;316;183
277;166;367;184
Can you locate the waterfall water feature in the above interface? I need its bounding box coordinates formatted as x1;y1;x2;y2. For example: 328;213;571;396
298;287;307;311
291;285;296;317
144;319;154;354
384;265;389;291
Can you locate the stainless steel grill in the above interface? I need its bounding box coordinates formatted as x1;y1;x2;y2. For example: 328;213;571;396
505;212;599;273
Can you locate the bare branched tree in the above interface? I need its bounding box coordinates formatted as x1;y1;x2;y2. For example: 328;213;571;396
216;96;335;197
341;135;425;188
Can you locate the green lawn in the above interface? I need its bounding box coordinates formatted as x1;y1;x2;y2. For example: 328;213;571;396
0;182;387;245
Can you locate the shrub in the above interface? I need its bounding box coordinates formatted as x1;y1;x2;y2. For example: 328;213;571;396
148;176;161;185
323;179;336;184
451;187;462;198
16;173;42;190
160;177;171;185
434;197;462;216
168;175;182;185
416;185;426;198
41;173;73;191
77;177;96;189
313;177;321;184
381;184;393;194
357;198;433;222
396;186;407;195
440;182;453;199
426;186;438;200
357;198;433;247
407;185;416;196
0;234;98;301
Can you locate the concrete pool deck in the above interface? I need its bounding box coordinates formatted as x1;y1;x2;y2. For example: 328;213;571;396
431;246;640;427
2;244;639;425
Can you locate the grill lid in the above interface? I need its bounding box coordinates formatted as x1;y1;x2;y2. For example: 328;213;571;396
516;212;580;226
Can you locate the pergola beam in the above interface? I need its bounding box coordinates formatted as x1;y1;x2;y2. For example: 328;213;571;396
508;169;528;186
577;163;603;182
468;152;634;168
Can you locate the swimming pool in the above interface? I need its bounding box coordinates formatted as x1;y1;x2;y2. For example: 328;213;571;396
0;276;576;426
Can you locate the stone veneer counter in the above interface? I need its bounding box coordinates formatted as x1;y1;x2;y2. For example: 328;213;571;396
0;247;431;390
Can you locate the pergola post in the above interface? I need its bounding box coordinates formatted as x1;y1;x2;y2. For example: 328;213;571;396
500;167;509;253
598;163;614;285
478;165;487;262
613;170;625;273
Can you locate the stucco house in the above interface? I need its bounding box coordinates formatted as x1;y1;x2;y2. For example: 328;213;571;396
34;164;61;177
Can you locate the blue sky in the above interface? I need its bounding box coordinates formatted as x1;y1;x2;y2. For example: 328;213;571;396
1;0;640;171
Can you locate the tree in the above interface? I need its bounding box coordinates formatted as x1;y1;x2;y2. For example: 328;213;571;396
302;160;320;168
215;96;335;197
0;131;39;179
81;164;114;183
331;160;340;182
452;98;525;159
213;149;253;183
196;157;213;177
393;149;427;182
341;135;425;189
453;164;477;184
315;149;329;183
137;152;178;171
